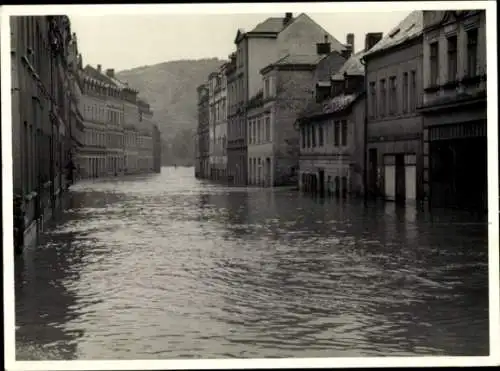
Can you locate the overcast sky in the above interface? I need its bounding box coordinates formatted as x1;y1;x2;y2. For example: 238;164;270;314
69;11;410;72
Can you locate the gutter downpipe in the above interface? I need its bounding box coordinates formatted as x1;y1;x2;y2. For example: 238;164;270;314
360;55;368;206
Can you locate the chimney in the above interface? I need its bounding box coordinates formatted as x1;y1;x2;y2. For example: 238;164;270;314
346;33;355;51
365;32;383;51
283;12;293;26
341;44;353;59
316;34;331;55
106;68;115;78
97;64;102;73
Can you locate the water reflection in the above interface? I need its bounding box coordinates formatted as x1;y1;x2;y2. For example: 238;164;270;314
15;167;489;359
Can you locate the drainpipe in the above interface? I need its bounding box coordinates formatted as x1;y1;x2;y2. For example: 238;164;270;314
360;56;368;205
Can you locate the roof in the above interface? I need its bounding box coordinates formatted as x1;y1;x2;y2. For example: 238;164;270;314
250;17;288;33
82;65;116;86
331;50;366;80
364;11;423;58
274;54;326;66
299;93;361;120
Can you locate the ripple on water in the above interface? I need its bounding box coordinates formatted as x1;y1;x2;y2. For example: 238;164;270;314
15;167;489;359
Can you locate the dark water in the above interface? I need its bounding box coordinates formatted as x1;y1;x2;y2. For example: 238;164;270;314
15;167;489;360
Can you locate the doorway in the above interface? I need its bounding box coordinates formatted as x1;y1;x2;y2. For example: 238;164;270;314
368;148;378;197
318;169;325;197
395;154;406;203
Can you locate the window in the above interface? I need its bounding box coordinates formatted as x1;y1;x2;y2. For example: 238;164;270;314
265;116;271;142
301;126;306;148
467;29;478;77
306;124;311;148
311;125;316;147
389;76;397;114
252;118;256;143
430;41;439;85
264;78;270;98
341;120;348;146
411;70;417;111
334;121;340;146
318;124;324;147
447;35;458;81
248;120;253;144
369;82;376;118
257;118;262;144
380;79;386;117
402;72;409;113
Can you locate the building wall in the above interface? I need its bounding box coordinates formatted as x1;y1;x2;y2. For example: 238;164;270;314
11;16;73;252
123;100;138;173
298;98;365;195
247;103;274;186
247;37;278;99
273;68;315;185
365;39;424;201
422;10;486;104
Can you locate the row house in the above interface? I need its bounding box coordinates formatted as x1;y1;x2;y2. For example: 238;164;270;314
418;10;487;210
196;83;210;179
79;64;116;178
11;15;74;253
137;99;155;172
227;12;347;186
297;34;369;197
248;46;344;187
363;11;424;205
208;64;228;181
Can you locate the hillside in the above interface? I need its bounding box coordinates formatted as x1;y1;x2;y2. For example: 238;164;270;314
116;58;225;165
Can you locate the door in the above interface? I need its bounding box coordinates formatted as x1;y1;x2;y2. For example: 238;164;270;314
384;155;396;201
318;169;325;196
369;148;378;196
395;154;406;203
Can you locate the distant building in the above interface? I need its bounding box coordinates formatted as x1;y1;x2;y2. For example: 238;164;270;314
152;124;162;173
363;12;424;204
208;64;228;182
297;34;369;197
197;83;210;179
137;99;155;173
418;10;487;210
227;12;347;186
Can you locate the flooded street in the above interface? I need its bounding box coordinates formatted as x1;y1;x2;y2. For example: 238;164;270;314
15;167;489;360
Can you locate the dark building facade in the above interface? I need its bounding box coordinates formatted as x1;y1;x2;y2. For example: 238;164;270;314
196;83;210;179
152;124;162;173
11;15;74;253
418;10;487;211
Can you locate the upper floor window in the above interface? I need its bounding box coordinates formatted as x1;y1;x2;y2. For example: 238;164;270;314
311;125;316;147
429;41;439;86
318;124;324;147
447;35;458;81
334;121;340;146
265;115;271;142
389;76;397;114
467;28;478;77
341;120;348;146
264;78;270;98
301;126;306;148
369;81;376;118
379;79;386;117
410;70;417;111
402;72;409;113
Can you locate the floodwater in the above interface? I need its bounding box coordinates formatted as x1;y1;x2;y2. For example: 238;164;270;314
15;167;489;360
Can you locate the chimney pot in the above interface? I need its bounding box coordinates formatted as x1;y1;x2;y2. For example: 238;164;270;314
346;33;355;51
97;64;102;73
106;68;115;78
284;12;293;26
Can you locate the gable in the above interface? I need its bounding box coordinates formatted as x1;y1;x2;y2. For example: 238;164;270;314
234;29;245;44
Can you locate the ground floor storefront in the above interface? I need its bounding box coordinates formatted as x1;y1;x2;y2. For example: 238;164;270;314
299;154;363;198
366;135;423;205
227;146;247;186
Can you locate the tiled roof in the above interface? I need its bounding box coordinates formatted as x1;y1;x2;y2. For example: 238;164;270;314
364;11;423;57
274;53;326;66
250;17;287;33
299;93;360;119
331;50;366;80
